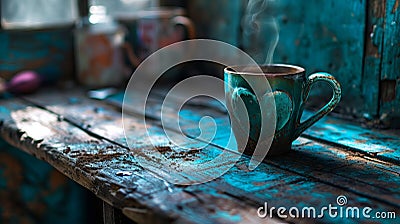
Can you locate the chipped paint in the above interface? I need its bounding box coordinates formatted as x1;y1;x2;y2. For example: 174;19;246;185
1;89;399;223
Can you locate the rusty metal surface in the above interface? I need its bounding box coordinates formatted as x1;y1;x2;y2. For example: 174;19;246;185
0;89;399;223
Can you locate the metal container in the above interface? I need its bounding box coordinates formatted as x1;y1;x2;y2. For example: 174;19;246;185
75;6;128;88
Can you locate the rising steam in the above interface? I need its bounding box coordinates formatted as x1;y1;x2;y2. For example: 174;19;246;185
242;0;279;65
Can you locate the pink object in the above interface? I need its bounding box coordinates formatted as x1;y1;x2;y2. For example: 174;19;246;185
7;71;41;94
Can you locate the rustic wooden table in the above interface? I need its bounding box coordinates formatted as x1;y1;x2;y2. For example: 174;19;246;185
0;88;399;223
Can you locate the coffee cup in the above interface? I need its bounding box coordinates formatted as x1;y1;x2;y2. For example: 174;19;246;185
224;64;341;157
120;7;195;61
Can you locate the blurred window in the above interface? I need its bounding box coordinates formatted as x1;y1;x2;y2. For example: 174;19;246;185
1;0;78;29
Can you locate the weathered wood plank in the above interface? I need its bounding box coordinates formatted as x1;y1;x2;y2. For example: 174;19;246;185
0;101;200;223
19;89;400;223
103;201;135;224
104;91;400;205
92;90;400;180
380;0;400;118
300;111;400;164
1;96;285;223
363;0;386;117
107;91;400;165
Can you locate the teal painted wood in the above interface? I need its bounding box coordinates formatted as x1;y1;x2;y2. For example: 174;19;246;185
363;0;386;117
106;90;400;168
273;0;366;114
236;0;400;125
0;139;88;224
13;90;400;223
380;0;400;117
0;28;74;83
301;111;400;164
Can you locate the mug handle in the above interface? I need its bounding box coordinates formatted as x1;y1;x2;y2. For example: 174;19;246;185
171;16;196;39
293;73;342;139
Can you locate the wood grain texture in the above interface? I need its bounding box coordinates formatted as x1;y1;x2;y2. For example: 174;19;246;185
3;89;395;223
380;0;400;117
0;93;283;223
107;91;400;166
363;0;386;117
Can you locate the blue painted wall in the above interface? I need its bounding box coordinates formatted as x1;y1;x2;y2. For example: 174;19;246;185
0;28;74;84
186;0;399;124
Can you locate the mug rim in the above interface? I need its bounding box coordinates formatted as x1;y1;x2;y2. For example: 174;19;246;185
224;64;305;77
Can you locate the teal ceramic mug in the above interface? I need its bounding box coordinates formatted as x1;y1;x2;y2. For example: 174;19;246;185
224;64;341;156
